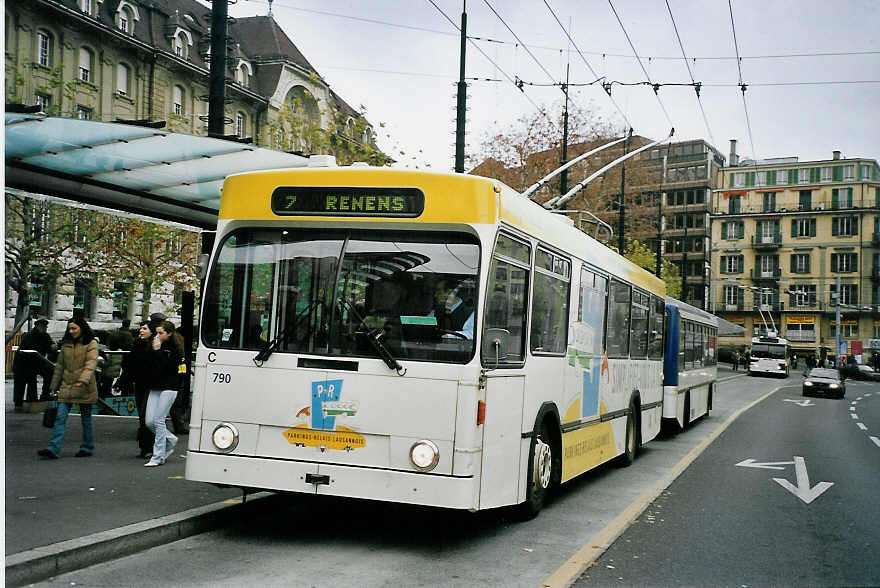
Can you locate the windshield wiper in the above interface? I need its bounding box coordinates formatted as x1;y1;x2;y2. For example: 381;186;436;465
339;299;406;375
253;301;318;366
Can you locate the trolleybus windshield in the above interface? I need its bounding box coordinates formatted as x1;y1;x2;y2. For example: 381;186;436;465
202;228;480;363
750;343;787;359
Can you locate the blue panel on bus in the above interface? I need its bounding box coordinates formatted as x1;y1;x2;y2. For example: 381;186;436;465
663;305;680;387
311;379;343;430
582;357;600;418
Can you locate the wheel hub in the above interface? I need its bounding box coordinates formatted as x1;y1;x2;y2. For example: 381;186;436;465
534;438;552;489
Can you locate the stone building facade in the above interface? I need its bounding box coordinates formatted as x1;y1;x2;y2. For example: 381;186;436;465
709;143;880;361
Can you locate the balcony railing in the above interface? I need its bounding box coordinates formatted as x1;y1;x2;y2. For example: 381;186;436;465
722;302;745;311
751;232;782;247
754;302;785;312
750;267;782;280
786;330;816;342
712;196;878;216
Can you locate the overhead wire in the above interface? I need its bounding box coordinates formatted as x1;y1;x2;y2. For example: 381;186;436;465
483;0;557;85
607;0;675;129
426;0;548;117
542;0;632;130
728;0;758;163
665;0;716;146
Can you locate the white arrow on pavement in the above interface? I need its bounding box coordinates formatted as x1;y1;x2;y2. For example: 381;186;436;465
772;456;833;504
783;398;815;407
735;458;795;470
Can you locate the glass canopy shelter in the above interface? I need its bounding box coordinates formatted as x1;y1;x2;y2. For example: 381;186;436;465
5;113;310;229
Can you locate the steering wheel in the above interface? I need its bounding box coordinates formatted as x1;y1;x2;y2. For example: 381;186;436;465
438;329;469;341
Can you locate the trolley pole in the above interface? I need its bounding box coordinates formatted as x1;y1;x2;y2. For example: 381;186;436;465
454;1;467;173
208;0;229;137
617;128;632;253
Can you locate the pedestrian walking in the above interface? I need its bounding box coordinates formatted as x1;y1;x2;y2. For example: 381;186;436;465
12;317;57;411
804;353;815;376
115;321;156;458
38;317;99;459
732;351;740;371
143;320;184;467
792;353;798;370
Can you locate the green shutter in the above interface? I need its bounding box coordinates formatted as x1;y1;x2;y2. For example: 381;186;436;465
810;218;816;237
832;217;839;235
833;166;842;181
853;216;858;235
875;187;880;208
767;171;776;186
737;222;745;239
746;172;755;187
832;188;839;209
831;254;838;272
738;256;744;273
805;255;811;273
810;167;820;183
788;169;797;185
728;174;734;188
790;253;797;272
791;219;797;237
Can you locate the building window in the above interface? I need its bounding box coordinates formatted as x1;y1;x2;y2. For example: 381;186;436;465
37;31;52;67
832;216;858;237
861;164;873;180
790;253;810;273
112;282;132;320
73;277;96;320
831;321;858;338
832;188;853;209
80;0;94;15
722;255;743;274
790;285;816;307
34;93;51;112
174;32;189;58
236;112;245;138
78;47;94;83
762;192;776;212
117;63;130;96
723;285;741;307
831;252;857;273
236;63;250;87
843;165;855;180
757;255;779;276
733;172;745;188
117;2;138;34
172;85;184;116
791;217;816;238
776;170;787;185
723;221;744;240
798;190;812;210
821;167;832;182
728;194;742;214
798;168;810;184
76;106;92;120
756;171;766;186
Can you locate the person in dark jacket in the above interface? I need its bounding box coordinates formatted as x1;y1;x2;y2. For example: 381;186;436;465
143;320;184;467
13;318;57;410
38;317;99;459
114;321;156;458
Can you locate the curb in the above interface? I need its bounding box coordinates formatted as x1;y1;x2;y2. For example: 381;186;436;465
5;491;276;587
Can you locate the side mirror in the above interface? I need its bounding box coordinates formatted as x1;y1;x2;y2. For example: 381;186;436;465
197;253;210;281
482;328;510;366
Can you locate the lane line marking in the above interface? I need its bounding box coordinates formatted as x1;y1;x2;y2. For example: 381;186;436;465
851;413;859;419
541;384;785;588
870;436;880;448
857;422;867;430
850;407;856;411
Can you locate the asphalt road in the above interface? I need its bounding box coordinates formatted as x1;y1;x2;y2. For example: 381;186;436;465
577;375;880;587
28;371;853;588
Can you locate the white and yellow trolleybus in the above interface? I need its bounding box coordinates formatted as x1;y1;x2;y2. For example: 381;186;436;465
186;164;667;517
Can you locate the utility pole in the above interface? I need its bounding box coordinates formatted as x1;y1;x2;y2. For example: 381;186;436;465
208;0;229;137
618;128;632;253
559;63;570;195
454;1;467;173
835;275;842;366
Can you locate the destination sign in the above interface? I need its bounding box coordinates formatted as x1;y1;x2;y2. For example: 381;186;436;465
271;187;424;217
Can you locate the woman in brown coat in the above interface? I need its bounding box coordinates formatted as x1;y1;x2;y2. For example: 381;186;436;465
38;317;99;459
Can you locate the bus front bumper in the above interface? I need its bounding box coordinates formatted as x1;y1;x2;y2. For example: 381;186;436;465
185;451;479;510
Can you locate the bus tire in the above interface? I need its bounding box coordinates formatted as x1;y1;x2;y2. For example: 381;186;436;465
707;383;714;412
517;422;554;519
617;400;639;467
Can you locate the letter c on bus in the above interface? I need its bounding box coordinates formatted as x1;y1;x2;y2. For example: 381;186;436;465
208;351;216;363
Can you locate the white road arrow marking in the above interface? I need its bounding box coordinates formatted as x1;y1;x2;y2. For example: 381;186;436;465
736;458;795;470
783;398;814;407
772;456;833;504
870;436;880;448
857;422;867;430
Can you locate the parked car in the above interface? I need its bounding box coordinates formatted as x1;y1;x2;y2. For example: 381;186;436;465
803;368;846;399
839;363;880;382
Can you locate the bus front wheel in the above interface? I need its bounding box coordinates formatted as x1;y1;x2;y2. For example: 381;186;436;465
617;400;639;467
517;423;554;519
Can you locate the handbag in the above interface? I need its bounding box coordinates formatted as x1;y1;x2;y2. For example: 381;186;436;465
42;400;58;428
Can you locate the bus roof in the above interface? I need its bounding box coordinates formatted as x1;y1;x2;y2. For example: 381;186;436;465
219;167;665;296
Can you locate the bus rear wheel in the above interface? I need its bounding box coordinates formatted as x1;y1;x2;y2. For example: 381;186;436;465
617;401;639;467
517;423;554;519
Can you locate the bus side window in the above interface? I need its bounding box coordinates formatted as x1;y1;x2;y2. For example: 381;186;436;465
606;279;631;358
629;291;649;359
481;234;530;365
648;296;664;359
530;248;570;355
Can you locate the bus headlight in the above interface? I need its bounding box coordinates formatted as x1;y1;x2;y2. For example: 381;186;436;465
409;440;439;471
212;423;239;452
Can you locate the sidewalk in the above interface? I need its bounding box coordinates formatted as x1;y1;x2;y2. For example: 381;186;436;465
4;380;259;585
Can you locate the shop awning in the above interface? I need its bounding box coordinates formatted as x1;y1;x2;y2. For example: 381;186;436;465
5;113;310;229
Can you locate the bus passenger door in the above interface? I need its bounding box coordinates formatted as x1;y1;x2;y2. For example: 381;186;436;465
479;374;525;509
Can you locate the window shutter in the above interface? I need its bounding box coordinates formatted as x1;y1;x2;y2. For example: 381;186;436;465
728;174;734;188
737;288;744;305
767;172;776;186
790;253;797;272
831;254;838;272
810;219;816;237
737;222;744;238
854;253;858;269
805;255;811;273
833;166;842;181
853;217;858;235
811;167;820;183
738;256;744;273
746;172;755;187
788;169;797;184
832;189;839;209
791;219;797;237
832;217;839;236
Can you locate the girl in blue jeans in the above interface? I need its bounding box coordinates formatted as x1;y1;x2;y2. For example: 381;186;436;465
144;320;184;467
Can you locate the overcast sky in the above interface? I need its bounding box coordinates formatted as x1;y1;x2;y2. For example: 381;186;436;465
225;0;879;171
